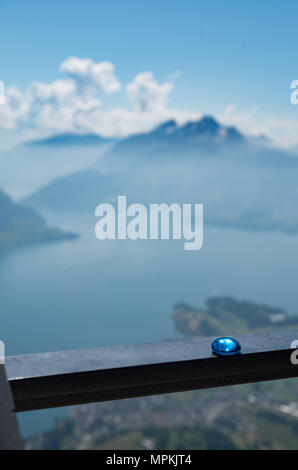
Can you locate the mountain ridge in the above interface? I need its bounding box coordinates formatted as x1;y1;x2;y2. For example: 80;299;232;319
22;169;125;212
0;188;77;251
26;132;114;147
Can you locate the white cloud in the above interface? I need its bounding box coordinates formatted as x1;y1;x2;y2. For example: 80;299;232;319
1;57;298;149
219;105;298;148
0;86;29;130
224;104;236;116
126;71;173;112
28;79;76;104
168;70;182;81
0;57;122;136
60;57;121;93
0;57;197;140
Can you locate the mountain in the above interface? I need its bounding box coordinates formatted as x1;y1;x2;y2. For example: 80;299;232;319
26;133;113;147
100;116;246;163
172;296;298;337
0;189;77;251
92;115;298;236
99;115;298;168
173;116;243;142
0;139;112;201
22;169;125;212
20;116;298;236
132;116;244;145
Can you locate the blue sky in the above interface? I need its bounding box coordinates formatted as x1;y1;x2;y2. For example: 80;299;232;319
0;0;298;146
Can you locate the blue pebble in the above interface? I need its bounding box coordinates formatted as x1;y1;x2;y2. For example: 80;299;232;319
211;337;241;356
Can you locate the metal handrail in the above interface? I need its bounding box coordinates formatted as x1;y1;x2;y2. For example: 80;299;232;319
5;329;298;413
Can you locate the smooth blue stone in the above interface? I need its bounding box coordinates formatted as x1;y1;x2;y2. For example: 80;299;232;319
211;337;241;357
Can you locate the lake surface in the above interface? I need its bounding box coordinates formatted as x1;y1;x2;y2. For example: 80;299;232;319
1;212;298;437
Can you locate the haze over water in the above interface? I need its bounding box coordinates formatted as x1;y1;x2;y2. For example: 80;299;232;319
1;212;298;436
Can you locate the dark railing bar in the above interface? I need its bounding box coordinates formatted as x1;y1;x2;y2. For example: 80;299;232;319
5;329;298;412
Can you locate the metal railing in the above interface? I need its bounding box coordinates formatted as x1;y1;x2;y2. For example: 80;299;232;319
1;329;298;450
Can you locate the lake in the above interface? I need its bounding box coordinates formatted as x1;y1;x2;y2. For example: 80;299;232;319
1;212;298;437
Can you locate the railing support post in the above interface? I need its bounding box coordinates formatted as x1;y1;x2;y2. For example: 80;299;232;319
0;365;23;450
